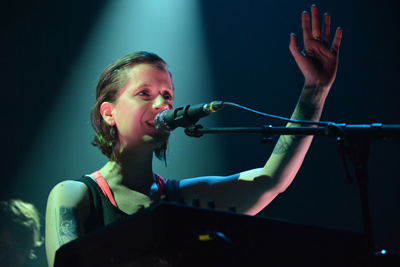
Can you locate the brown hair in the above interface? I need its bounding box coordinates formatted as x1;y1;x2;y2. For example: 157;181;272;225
90;51;172;163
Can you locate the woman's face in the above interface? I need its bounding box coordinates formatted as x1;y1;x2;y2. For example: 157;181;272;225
110;63;174;152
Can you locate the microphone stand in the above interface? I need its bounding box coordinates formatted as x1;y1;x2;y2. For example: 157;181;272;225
185;123;400;265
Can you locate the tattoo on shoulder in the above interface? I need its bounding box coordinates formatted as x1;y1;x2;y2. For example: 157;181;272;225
56;206;79;246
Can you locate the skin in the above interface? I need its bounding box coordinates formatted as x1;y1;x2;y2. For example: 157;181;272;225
46;5;342;267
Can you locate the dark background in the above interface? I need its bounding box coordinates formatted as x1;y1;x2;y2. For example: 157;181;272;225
1;1;399;266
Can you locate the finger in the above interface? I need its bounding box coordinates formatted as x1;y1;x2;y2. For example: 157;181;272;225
323;13;331;45
311;5;322;38
289;33;303;60
302;11;313;42
331;27;343;54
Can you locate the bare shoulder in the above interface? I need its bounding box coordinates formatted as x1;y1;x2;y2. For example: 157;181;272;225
47;180;92;219
48;180;90;206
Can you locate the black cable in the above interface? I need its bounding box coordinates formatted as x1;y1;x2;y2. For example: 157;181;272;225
222;101;336;126
221;102;354;186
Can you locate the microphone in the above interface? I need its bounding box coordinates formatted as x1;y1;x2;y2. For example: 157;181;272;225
154;101;224;132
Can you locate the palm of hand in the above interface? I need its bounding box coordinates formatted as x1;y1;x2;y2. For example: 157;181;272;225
289;5;343;87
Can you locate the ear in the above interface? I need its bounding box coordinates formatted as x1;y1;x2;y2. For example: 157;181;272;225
100;102;116;126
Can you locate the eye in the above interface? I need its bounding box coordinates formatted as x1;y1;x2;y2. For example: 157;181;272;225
137;89;151;97
163;92;173;101
138;90;149;96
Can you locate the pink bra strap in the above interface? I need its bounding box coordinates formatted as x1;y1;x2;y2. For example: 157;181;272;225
90;171;118;207
90;171;167;206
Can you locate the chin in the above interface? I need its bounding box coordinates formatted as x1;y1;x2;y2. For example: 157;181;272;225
143;134;169;148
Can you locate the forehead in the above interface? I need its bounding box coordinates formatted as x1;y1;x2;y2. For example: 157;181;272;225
125;63;173;88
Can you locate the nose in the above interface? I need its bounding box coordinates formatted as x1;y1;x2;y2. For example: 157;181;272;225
153;94;170;111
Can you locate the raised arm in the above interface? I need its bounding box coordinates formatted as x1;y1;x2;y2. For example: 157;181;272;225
45;181;91;267
180;5;342;215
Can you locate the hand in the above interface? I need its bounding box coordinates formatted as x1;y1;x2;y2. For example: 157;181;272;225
289;5;343;87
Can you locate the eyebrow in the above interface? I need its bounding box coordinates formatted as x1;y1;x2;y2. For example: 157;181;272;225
138;83;174;91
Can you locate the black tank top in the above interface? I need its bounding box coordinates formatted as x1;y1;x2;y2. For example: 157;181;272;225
75;175;181;234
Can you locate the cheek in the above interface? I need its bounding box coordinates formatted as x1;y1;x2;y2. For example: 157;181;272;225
117;113;141;133
115;106;146;135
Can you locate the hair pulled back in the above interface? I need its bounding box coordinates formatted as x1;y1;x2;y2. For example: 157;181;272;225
90;51;171;163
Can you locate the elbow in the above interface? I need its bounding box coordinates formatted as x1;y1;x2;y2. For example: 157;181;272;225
276;183;290;194
270;171;298;194
244;191;281;216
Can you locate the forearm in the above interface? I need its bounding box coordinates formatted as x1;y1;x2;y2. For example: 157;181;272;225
204;4;341;215
262;83;330;191
259;1;342;203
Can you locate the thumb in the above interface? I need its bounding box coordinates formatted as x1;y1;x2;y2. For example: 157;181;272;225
289;33;304;62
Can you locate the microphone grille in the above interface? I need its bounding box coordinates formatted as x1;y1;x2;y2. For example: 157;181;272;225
154;110;172;132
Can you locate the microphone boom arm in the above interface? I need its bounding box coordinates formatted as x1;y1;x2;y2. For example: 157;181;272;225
184;123;400;140
185;122;400;263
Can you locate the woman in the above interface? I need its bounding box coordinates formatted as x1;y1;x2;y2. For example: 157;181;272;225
45;5;342;266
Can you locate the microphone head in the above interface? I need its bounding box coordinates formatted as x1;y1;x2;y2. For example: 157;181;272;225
154;110;174;132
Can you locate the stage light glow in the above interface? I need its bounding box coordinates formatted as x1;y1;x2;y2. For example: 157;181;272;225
16;0;227;203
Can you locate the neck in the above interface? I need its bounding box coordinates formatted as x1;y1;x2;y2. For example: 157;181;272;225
99;149;154;189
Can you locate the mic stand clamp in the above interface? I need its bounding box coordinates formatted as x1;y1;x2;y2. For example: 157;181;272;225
261;125;274;144
185;124;204;138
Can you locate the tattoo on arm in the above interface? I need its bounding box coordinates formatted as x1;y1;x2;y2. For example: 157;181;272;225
293;101;319;121
56;206;79;246
273;135;298;154
273;136;290;154
272;99;319;155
